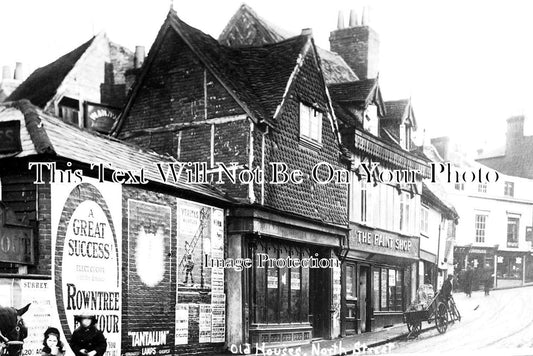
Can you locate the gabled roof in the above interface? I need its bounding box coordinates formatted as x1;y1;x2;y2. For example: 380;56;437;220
218;3;358;84
328;79;386;116
115;10;339;136
0;100;230;204
384;99;417;129
6;37;95;107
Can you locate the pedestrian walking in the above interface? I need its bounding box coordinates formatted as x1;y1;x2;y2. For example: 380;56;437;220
464;267;473;297
484;274;493;296
69;313;107;356
41;327;65;356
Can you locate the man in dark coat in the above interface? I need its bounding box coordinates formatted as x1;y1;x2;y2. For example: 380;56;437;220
441;275;454;301
69;313;107;356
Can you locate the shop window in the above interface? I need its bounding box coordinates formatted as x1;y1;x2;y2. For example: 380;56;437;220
250;240;309;324
376;267;404;312
504;181;514;197
497;255;523;279
507;217;519;248
475;214;487;243
420;205;429;236
299;102;322;145
478;183;487;193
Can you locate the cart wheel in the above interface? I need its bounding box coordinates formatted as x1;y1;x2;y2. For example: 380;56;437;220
435;302;448;334
407;321;421;336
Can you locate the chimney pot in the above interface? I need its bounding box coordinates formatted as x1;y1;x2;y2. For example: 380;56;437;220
14;62;23;80
2;65;12;80
337;11;345;30
349;9;358;27
301;28;313;36
361;6;369;26
134;46;145;69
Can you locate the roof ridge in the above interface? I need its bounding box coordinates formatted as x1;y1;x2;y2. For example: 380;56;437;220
8;100;55;155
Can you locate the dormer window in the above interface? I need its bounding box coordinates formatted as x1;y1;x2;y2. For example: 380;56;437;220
58;97;80;126
400;123;412;150
299;102;322;145
364;104;379;136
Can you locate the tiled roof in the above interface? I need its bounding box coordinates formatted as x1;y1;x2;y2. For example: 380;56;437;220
383;99;417;129
328;79;377;103
117;10;315;132
6;37;95;107
218;3;358;84
384;99;409;122
0;100;230;203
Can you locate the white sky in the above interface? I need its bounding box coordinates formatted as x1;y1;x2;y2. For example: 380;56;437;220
2;0;533;154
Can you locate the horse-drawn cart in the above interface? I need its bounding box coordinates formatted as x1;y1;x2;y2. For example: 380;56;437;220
403;285;461;338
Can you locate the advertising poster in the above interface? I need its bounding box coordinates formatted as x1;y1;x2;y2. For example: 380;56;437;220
51;178;122;356
176;199;225;345
127;200;172;356
0;279;55;356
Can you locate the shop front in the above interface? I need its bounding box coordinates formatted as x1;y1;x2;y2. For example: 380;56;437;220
227;207;346;349
453;246;497;291
496;250;528;288
341;224;419;335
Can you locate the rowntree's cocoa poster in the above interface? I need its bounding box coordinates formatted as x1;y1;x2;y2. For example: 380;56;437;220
51;178;122;356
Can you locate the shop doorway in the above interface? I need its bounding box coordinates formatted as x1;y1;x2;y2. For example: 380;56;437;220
309;252;331;339
358;265;371;333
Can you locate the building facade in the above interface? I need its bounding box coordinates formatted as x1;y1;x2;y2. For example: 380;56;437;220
0;100;230;356
433;136;533;289
6;33;134;134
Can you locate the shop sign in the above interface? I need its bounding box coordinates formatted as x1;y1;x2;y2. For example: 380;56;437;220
0;204;34;264
348;224;419;259
0;120;21;153
85;103;120;134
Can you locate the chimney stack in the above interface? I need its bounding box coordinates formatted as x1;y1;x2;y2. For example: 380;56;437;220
2;65;12;80
134;46;145;69
14;62;24;80
505;115;525;154
337;11;345;30
329;7;380;79
301;28;313;36
349;9;358;27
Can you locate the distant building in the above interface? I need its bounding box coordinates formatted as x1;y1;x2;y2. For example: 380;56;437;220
6;33;135;134
477;115;533;179
432;137;533;289
0;63;25;102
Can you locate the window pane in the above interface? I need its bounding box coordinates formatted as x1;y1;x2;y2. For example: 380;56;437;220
346;265;355;298
388;269;396;310
373;270;380;311
254;243;266;323
266;245;279;322
299;103;310;137
380;268;388;310
475;215;486;243
279;246;289;322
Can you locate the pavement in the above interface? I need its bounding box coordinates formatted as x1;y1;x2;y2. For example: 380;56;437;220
217;285;533;356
